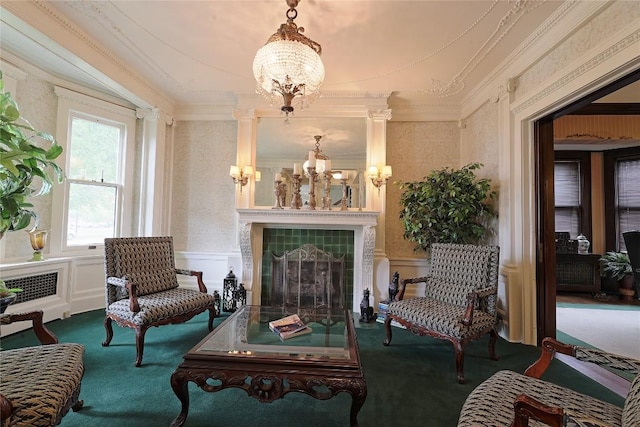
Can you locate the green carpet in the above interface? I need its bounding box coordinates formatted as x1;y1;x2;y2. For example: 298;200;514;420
1;310;626;427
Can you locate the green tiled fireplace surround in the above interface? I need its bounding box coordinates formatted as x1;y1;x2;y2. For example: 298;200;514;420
261;228;355;306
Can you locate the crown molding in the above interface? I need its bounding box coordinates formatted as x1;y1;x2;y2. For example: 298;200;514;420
460;0;607;119
2;1;174;112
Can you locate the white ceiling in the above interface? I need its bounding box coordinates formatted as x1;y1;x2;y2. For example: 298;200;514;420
1;1;637;156
1;0;570;109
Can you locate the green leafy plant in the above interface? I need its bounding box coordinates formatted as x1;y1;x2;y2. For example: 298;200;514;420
0;280;23;298
0;70;64;234
599;251;632;281
397;162;497;253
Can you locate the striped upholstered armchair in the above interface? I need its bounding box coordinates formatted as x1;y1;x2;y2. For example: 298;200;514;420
458;337;640;426
0;311;84;426
383;243;501;383
103;236;218;366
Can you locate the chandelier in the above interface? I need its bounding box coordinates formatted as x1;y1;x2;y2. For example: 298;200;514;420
303;135;331;175
252;0;325;117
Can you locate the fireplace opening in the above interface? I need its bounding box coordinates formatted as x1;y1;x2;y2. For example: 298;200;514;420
270;244;345;311
260;228;354;310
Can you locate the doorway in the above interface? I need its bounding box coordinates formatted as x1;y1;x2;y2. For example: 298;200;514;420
535;69;640;345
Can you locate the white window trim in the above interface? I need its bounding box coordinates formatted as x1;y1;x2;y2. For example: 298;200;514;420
51;86;136;255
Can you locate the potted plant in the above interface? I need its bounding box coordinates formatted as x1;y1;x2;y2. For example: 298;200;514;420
0;70;64;238
396;162;497;254
599;251;634;300
0;279;23;313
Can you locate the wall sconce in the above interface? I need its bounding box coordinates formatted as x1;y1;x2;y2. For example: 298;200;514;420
230;165;254;193
368;165;392;195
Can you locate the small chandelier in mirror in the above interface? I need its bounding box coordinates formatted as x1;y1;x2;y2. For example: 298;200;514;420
303;135;331;175
252;0;324;118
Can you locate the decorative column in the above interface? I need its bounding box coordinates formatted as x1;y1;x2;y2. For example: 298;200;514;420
136;107;169;236
232;109;257;210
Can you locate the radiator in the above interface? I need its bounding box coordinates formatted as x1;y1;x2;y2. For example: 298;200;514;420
3;272;58;304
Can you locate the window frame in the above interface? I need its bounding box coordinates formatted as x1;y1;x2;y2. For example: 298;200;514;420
51;87;137;255
603;146;640;252
553;151;592;241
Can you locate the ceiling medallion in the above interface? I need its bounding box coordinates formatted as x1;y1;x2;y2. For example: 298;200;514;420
252;0;324;118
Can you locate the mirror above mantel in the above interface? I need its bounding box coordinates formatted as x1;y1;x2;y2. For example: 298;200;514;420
254;117;367;208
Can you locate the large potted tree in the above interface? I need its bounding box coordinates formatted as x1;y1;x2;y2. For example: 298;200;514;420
0;71;63;238
396;162;497;254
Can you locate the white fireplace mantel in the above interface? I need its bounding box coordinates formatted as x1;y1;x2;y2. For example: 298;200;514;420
236;209;378;312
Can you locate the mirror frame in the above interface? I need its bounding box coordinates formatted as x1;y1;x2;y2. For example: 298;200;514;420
253;116;368;209
232;98;392;212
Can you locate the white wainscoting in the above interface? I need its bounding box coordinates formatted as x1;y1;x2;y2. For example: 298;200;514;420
174;251;239;298
1;252;239;337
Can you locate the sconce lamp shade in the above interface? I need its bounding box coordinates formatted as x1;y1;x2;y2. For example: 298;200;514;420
229;165;255;193
368;165;393;194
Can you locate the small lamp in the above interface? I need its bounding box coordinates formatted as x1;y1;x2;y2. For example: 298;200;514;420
222;268;239;312
229;165;254;193
368;165;392;195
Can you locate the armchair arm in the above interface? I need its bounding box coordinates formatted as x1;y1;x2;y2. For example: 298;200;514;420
106;276;140;313
524;337;640;379
0;393;12;422
0;310;58;345
513;394;564;427
397;275;431;301
176;269;208;293
524;337;575;379
461;286;497;327
461;292;477;327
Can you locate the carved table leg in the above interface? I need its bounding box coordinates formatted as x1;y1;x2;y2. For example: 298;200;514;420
170;368;190;427
349;379;367;427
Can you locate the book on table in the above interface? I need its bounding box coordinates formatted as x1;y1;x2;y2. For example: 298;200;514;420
268;314;312;340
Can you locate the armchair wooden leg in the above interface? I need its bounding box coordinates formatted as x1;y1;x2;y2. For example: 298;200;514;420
382;316;393;346
453;340;465;384
488;328;499;361
135;326;148;367
102;317;114;347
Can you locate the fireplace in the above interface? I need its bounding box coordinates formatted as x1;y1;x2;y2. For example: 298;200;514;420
236;209;378;313
269;243;346;312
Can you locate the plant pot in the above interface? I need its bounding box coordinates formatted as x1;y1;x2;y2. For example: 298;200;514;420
0;293;17;314
618;274;635;301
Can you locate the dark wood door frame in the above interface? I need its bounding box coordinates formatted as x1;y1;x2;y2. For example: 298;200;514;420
534;69;640;345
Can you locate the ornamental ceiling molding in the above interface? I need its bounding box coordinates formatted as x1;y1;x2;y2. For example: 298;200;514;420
57;0;184;92
460;0;589;119
422;0;576;99
512;28;640;117
13;0;173;111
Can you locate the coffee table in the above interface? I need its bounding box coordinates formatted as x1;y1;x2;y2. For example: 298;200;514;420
170;305;367;426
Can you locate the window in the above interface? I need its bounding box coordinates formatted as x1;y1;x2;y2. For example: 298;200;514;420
52;87;136;252
604;147;640;252
614;158;640;252
66;114;122;246
554;152;591;240
554;161;581;237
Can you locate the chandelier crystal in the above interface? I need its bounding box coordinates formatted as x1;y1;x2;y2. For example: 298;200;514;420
252;0;324;117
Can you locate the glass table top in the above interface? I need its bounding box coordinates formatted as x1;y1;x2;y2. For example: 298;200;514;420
191;306;353;360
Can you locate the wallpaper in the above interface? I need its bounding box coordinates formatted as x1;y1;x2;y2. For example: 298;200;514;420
170;120;238;253
385;121;461;259
462;101;500;245
3;75;57;260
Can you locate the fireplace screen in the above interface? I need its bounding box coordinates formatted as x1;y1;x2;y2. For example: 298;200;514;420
270;244;345;311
